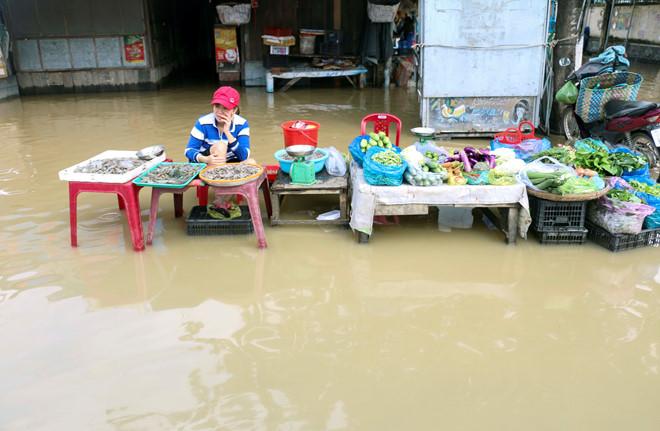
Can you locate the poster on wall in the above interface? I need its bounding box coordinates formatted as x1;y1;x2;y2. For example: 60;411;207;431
214;26;239;66
426;96;537;134
123;35;146;65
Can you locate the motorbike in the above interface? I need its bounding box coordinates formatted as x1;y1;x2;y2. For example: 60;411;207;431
558;47;660;170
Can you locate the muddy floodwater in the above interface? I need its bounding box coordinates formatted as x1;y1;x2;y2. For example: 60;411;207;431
1;62;659;430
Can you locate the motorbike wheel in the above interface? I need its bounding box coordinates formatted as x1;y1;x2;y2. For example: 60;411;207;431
562;107;580;142
627;132;659;170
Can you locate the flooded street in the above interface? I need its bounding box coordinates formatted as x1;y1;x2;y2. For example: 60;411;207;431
1;64;659;430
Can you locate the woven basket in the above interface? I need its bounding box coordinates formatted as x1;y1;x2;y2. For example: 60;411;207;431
526;185;611;202
367;2;400;23
199;164;264;187
575;72;642;123
216;4;251;25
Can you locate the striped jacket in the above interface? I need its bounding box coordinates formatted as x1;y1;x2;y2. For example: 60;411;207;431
185;113;250;163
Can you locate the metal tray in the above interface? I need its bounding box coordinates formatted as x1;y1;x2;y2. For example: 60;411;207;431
133;162;206;189
58;150;166;183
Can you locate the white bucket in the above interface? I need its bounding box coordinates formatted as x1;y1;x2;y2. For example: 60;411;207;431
300;34;316;55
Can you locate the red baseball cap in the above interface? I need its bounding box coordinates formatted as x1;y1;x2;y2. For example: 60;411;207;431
210;86;240;109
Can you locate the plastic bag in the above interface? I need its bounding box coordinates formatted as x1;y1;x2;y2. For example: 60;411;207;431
404;165;446;186
611;147;650;178
517;156;576;191
627;176;660;229
555;81;578;104
487;170;518;185
437;207;474;230
414;142;449;164
363;146;407;186
491;121;552;161
574;138;609;153
465;170;489;185
491;137;551;162
349;135;370;167
588;177;656;234
325;146;347;176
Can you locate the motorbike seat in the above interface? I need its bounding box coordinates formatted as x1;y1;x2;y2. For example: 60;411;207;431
605;100;657;119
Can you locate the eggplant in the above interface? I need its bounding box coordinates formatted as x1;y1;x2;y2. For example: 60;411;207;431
459;150;472;172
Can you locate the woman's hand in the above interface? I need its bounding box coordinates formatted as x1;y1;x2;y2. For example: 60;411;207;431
218;112;233;133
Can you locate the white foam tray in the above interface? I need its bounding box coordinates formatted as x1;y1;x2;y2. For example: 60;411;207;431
58;150;166;183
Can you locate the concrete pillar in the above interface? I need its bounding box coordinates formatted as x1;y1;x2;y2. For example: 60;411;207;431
550;0;583;134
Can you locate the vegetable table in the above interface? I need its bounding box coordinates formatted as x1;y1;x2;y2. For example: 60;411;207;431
349;163;532;244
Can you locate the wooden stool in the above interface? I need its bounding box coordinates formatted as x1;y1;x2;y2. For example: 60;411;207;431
270;170;349;226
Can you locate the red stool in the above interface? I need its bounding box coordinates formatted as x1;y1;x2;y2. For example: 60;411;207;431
147;177;273;248
68;181;146;251
360;113;402;147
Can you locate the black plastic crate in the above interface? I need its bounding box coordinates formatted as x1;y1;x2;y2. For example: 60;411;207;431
529;196;587;232
186;206;253;236
586;220;660;252
532;227;588;245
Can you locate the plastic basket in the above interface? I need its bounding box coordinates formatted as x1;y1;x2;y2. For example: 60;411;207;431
586;220;660;252
367;1;400;23
186;206;253;236
132;162;205;189
576;72;642;123
216;4;251;25
532;227;588;245
529;196;587;232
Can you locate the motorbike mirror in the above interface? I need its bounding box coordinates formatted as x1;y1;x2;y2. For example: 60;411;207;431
559;57;571;67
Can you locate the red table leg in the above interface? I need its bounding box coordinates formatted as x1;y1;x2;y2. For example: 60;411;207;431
67;181;144;251
69;183;80;247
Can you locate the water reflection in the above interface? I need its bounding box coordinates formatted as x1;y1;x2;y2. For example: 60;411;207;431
0;61;659;429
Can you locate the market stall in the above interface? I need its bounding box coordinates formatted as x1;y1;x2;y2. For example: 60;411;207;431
349;162;531;243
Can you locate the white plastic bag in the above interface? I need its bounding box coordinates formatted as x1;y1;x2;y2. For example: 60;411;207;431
437;207;474;230
325;147;347;176
517;156;576;191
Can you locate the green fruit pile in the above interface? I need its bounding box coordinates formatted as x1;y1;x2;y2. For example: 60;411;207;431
421;160;442;173
424;151;441;162
360;132;393;153
372;150;402;166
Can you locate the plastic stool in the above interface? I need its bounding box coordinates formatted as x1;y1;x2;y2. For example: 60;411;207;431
147;177;273;248
68;180;145;251
208;174;272;248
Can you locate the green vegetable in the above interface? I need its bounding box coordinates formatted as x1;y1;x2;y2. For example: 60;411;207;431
574;149;648;177
531;147;576;165
372;150;402;166
556;177;601;195
607;189;644;204
629;180;660;197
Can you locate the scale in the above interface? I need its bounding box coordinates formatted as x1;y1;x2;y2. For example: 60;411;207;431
410;127;436;145
286;144;316;185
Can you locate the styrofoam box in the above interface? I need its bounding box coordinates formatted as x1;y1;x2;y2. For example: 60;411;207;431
58;150;167;183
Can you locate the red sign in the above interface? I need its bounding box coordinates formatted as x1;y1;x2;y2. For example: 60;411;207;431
124;35;146;64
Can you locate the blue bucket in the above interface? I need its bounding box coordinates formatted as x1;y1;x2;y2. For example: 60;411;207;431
274;148;328;174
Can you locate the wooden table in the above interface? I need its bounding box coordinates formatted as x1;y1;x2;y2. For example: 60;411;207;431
270;170;349;226
266;66;368;93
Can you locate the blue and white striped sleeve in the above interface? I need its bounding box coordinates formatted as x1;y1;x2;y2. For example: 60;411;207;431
232;121;250;161
185;121;206;162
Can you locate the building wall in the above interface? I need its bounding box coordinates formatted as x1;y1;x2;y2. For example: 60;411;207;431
3;0;178;93
585;3;660;61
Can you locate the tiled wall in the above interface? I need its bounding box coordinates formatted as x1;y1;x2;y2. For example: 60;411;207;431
15;37;148;72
